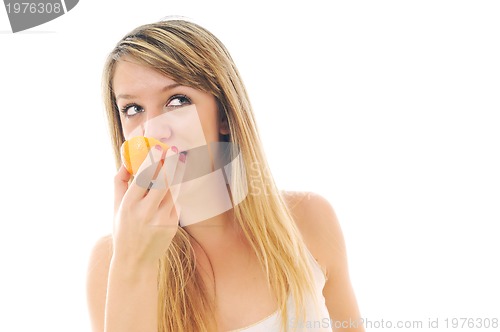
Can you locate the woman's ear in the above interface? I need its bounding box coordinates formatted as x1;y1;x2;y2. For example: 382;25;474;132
219;116;230;135
217;100;230;138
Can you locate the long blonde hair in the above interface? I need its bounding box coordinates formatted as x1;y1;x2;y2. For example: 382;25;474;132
102;19;317;331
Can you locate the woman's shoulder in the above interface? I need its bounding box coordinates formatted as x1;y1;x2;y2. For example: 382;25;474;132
281;190;338;229
87;235;113;280
281;191;347;277
88;234;113;260
87;234;113;287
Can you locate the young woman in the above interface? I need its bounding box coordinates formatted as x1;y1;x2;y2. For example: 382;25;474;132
87;18;364;332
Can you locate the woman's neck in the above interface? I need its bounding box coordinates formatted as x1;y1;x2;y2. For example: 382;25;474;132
183;208;250;264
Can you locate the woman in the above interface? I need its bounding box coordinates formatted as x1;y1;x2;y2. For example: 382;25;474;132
87;18;364;332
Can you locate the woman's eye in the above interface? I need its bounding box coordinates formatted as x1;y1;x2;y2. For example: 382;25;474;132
121;104;144;117
166;95;191;108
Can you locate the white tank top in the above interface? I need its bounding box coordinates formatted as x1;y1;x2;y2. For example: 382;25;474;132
227;250;331;331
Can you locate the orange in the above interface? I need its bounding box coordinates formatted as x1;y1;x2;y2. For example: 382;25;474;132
120;136;170;175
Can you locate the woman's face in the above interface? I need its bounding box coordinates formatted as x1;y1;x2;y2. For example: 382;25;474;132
112;57;239;226
112;57;226;151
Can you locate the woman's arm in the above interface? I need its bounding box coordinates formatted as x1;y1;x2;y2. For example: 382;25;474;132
87;236;112;332
87;236;161;332
104;257;160;331
286;192;365;332
87;150;181;332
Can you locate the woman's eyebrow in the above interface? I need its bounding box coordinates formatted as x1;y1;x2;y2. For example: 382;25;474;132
116;83;183;100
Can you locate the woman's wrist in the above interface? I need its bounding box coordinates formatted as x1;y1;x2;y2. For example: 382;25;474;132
109;255;159;283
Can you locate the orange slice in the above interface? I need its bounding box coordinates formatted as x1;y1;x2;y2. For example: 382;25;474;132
120;136;170;175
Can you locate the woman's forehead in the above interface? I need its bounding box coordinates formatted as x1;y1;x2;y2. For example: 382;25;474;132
113;59;178;96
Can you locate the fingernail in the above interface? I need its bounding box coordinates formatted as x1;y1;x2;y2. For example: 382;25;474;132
171;146;178;153
179;152;187;163
155;144;163;151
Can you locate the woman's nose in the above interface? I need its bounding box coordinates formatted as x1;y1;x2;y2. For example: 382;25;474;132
143;111;172;141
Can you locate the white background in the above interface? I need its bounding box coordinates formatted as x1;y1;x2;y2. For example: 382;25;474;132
1;1;499;331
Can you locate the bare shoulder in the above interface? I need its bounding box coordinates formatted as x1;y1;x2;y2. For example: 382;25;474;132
281;191;347;277
87;234;113;275
86;235;113;332
282;191;364;329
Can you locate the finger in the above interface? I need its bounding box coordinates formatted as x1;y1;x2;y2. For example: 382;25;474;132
123;145;166;202
154;153;187;225
143;155;171;208
169;152;187;202
149;153;186;225
114;164;131;214
153;189;180;227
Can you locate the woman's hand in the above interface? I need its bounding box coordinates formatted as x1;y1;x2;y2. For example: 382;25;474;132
111;147;184;268
93;148;186;332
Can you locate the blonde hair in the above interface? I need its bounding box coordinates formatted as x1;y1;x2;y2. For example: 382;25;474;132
102;19;317;331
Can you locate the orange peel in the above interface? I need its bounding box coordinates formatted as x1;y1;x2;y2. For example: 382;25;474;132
120;136;169;175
